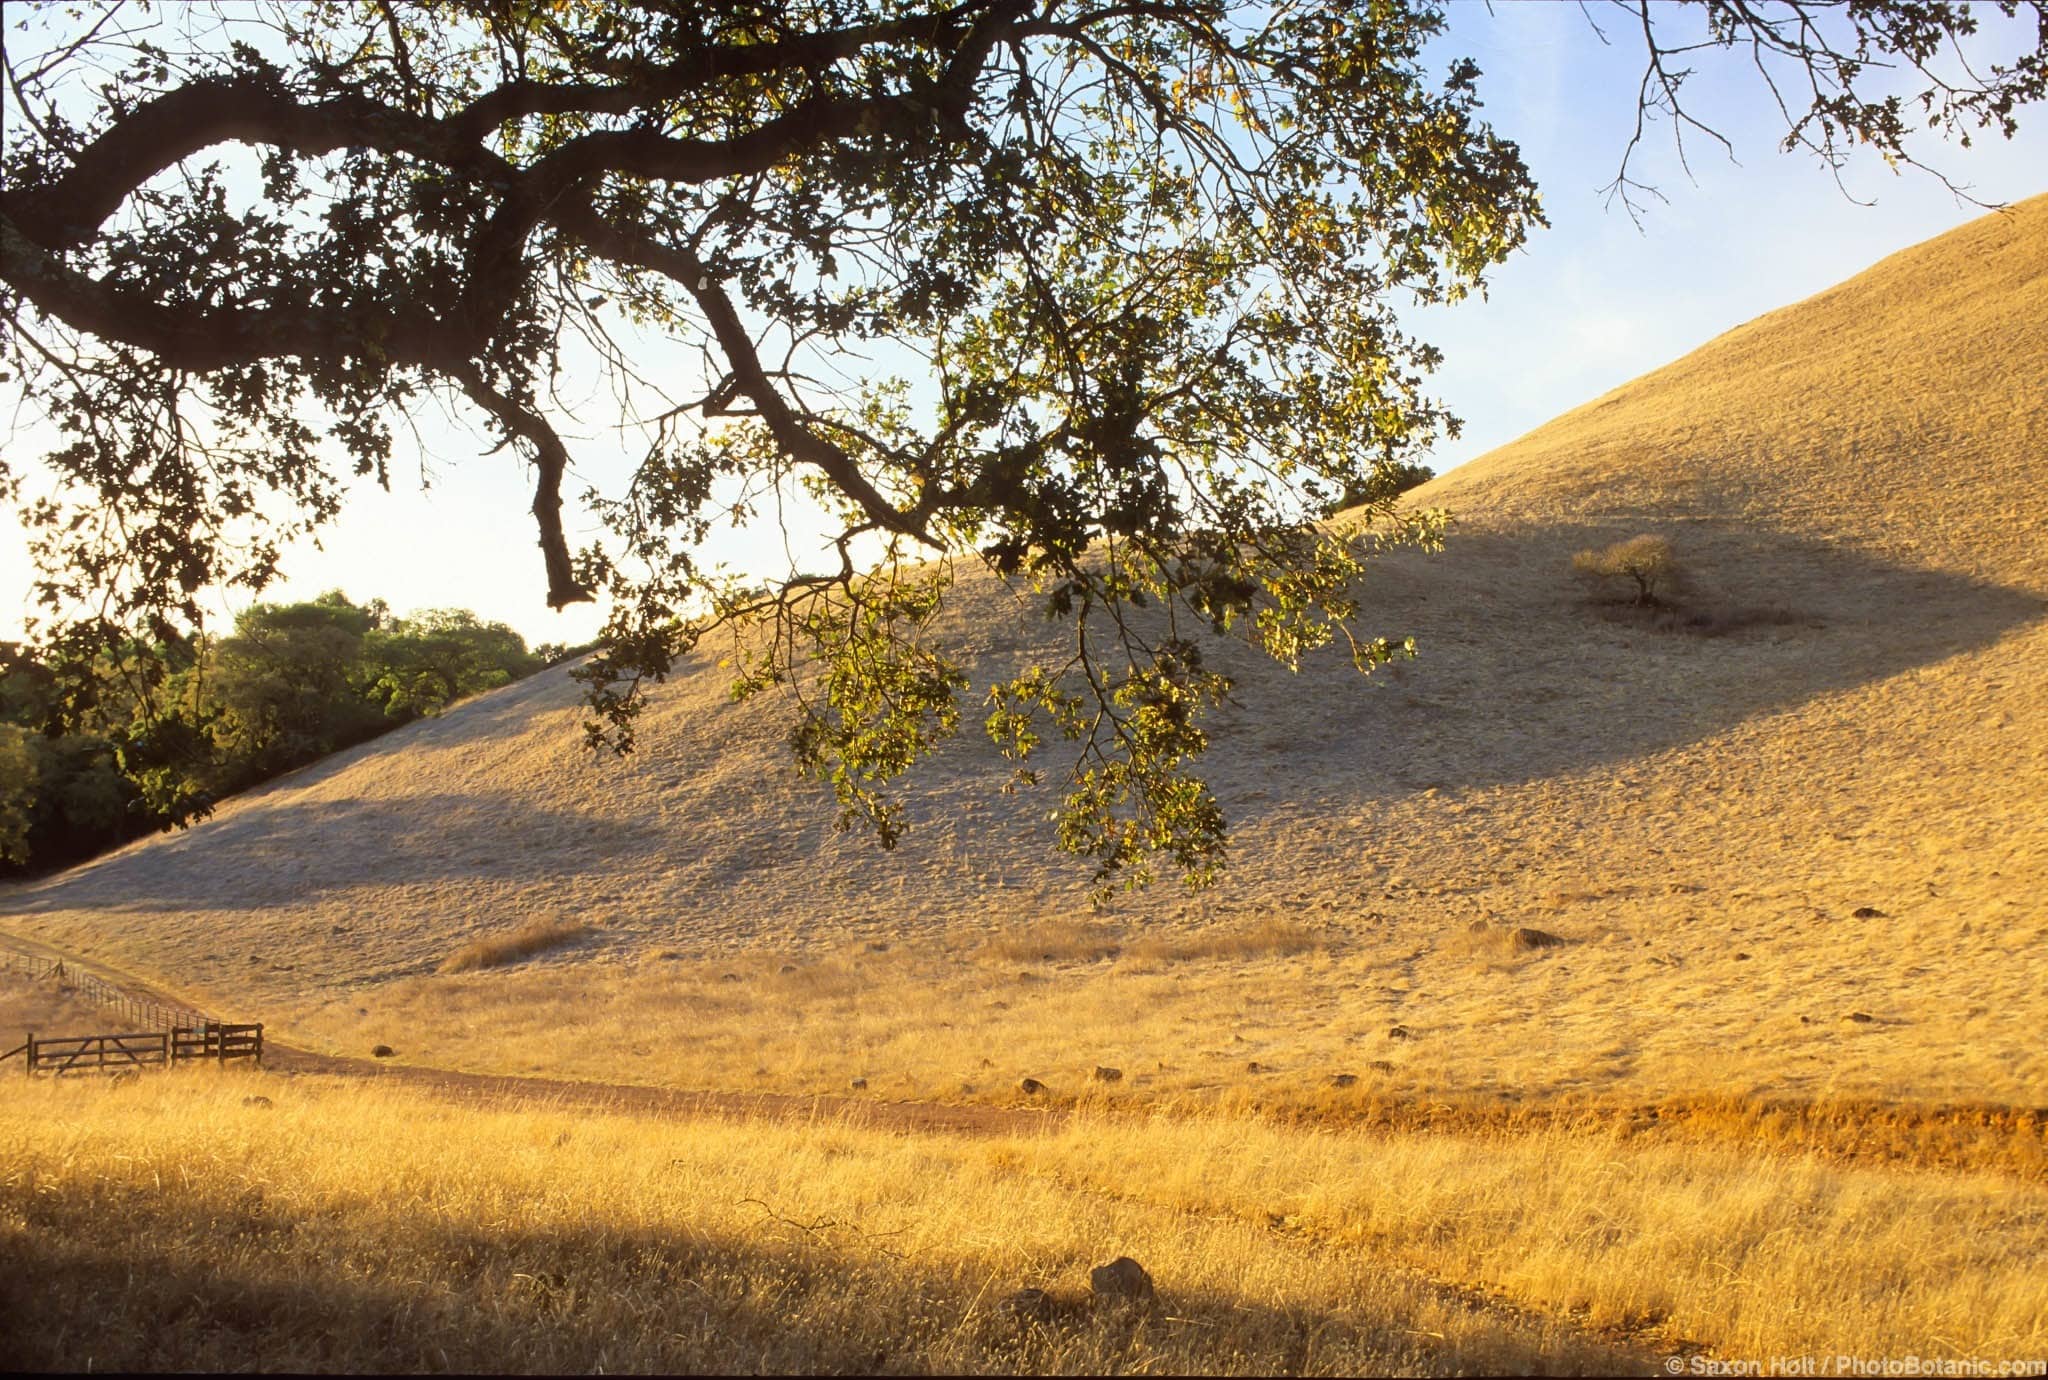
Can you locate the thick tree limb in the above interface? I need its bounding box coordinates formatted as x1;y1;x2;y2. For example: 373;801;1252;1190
554;198;934;549
4;213;589;609
441;363;592;610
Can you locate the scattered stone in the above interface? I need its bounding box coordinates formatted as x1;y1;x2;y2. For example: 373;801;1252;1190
1735;952;1753;962
1386;1025;1410;1040
1329;1073;1358;1088
1369;1060;1396;1073
372;1044;396;1058
720;972;741;983
998;1288;1054;1325
1843;1011;1876;1023
1799;1016;1813;1025
849;1077;868;1090
779;963;798;974
241;1095;273;1108
1850;906;1888;919
1232;1033;1246;1043
1510;927;1566;951
865;940;890;952
1019;1077;1048;1096
1092;1065;1123;1082
980;1057;995;1068
1090;1257;1156;1306
1245;1061;1263;1073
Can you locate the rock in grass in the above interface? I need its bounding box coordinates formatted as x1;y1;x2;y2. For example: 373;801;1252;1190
998;1287;1054;1325
1329;1072;1358;1088
1092;1065;1123;1082
1511;926;1566;951
1090;1257;1156;1305
1843;1011;1876;1023
371;1044;396;1058
848;1077;868;1090
1018;1077;1048;1096
241;1095;273;1108
1851;906;1888;919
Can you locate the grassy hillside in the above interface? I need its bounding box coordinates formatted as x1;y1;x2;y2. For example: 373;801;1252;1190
3;198;2044;1114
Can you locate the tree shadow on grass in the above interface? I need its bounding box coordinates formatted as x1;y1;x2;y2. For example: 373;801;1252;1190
0;791;672;915
1191;519;2046;806
0;1177;1644;1375
4;519;2038;920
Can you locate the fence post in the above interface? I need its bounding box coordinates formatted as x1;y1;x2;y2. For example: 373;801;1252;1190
24;1032;33;1076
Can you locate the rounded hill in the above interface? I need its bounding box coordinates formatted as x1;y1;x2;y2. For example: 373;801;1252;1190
5;198;2044;1107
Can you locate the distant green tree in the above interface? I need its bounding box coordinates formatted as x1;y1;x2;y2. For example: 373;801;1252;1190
363;610;543;718
0;726;36;866
210;592;391;778
2;592;545;873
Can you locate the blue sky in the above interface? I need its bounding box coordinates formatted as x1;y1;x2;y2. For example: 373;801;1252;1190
4;3;2043;649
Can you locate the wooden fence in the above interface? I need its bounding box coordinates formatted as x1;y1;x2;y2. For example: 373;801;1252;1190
0;948;208;1031
1;1022;263;1076
0;945;260;1076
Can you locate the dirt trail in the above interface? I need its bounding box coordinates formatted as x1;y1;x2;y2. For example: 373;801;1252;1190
262;1041;1066;1138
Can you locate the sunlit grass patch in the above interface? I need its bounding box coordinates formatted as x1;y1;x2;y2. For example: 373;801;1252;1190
439;917;592;974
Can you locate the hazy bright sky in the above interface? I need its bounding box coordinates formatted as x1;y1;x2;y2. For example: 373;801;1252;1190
3;2;2043;649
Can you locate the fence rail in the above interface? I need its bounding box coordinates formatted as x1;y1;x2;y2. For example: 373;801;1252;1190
2;944;259;1076
13;1023;263;1076
0;946;212;1031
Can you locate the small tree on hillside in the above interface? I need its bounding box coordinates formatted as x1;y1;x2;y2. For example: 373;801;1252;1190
1573;535;1683;607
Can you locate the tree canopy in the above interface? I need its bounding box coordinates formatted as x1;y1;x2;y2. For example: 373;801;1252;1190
3;0;2043;886
0;591;548;873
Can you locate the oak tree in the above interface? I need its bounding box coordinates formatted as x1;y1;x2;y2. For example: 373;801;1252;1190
3;0;2042;884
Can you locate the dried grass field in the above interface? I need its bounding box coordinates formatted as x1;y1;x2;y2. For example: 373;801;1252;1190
5;1069;2044;1374
3;202;2046;1374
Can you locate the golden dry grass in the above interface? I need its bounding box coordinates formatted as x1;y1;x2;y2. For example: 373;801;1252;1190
0;966;116;1039
3;1072;2043;1374
438;917;592;974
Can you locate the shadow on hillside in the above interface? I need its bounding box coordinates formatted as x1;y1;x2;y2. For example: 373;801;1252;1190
3;1177;1619;1374
1196;519;2046;806
0;792;668;914
2;521;2038;915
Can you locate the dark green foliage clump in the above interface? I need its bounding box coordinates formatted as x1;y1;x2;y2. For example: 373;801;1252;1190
0;592;541;874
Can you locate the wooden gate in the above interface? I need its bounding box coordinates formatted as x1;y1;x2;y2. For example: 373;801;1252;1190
2;1023;262;1076
171;1022;265;1064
